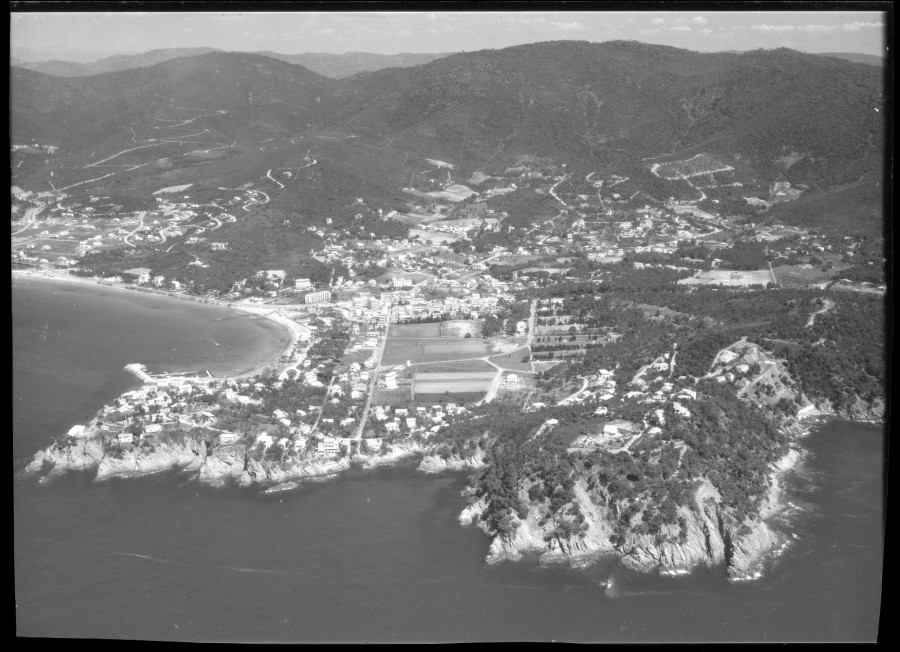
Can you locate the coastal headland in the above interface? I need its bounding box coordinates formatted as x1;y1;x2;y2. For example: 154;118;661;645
18;267;881;581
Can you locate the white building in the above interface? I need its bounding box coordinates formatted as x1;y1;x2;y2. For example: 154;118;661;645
317;437;340;456
673;402;691;418
304;290;332;304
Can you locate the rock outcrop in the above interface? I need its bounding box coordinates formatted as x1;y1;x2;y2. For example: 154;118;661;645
357;441;428;469
459;448;803;580
25;438;105;477
418;447;487;474
24;435;355;488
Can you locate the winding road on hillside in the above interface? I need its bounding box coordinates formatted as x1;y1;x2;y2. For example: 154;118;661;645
548;176;570;208
806;298;835;328
123;212;147;247
556;376;589;406
12;206;45;236
266;169;285;189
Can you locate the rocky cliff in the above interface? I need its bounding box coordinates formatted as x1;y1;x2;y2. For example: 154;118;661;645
25;435;378;487
417;446;487;474
459;446;803;580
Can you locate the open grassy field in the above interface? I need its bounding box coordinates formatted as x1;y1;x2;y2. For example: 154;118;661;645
413;359;494;373
678;269;773;287
489;348;533;371
416;371;496;382
396;211;445;225
383;338;492;366
652;153;733;179
388;322;441;338
773;264;838;288
410;228;459;244
414;370;495;396
372;387;413;407
415;381;491;395
440;320;483;338
412;392;486;405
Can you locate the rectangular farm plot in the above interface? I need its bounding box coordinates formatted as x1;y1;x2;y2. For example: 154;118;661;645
382;339;492;366
413;371;496;396
678;269;773;287
439;320;483;338
388;322;441;338
413;359;495;373
415;372;497;382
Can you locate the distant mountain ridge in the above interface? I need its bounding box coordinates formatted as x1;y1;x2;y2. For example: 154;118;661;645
11;48;453;79
11;41;884;232
254;51;453;78
13;47;224;77
12;45;882;80
816;52;884;67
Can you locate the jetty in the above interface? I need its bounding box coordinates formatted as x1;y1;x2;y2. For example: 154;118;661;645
124;363;154;383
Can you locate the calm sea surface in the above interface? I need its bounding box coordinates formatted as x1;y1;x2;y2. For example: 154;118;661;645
13;278;884;642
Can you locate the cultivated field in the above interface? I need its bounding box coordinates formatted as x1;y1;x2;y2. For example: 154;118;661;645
773;264;838;288
388;322;441;338
416;371;497;382
152;184;194;195
414;359;494;373
414;381;492;395
440;320;483;338
414;370;495;395
678;269;773;287
652;153;733;180
412;392;485;405
382;339;492;366
410;228;459;244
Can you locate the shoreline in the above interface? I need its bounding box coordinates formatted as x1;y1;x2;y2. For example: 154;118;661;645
12;268;300;380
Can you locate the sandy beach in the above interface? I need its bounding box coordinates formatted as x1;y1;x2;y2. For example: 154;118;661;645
12;268;302;380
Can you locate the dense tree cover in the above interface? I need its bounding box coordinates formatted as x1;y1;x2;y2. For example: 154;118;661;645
617;166;699;203
73;207;329;295
485;188;559;230
717;241;769;270
765;296;884;409
438;354;792;546
835;264;884;285
307;320;352;368
291;258;349;287
768;180;883;237
446;273;883;547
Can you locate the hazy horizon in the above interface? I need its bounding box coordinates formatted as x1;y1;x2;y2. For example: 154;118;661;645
10;10;888;63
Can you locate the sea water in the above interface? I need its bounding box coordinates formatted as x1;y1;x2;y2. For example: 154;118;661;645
13;279;884;642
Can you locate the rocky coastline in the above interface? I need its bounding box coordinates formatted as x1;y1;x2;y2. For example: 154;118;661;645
458;444;805;580
456;395;882;581
24;435;490;487
25;434;369;488
21;394;882;582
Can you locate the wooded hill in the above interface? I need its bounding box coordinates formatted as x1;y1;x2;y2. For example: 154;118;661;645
12;41;885;231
